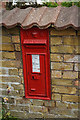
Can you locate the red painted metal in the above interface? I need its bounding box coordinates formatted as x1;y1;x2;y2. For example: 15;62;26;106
20;27;51;100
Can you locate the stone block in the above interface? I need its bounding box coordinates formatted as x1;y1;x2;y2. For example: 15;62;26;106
28;113;43;118
62;71;78;79
52;93;61;101
78;31;80;35
44;100;56;107
2;60;21;68
50;28;76;36
51;62;73;70
0;83;8;89
51;45;74;53
12;36;20;43
50;37;62;45
14;44;21;51
62;95;79;102
30;105;48;113
0;44;14;51
7;27;19;35
67;103;78;109
2;52;16;59
74;63;80;71
1;76;21;82
0;68;7;75
2;36;11;43
11;84;24;91
49;107;75;117
19;69;23;76
10;104;29;112
52;85;77;94
64;55;80;63
8;98;14;104
51;70;61;78
56;101;68;109
16;98;30;105
2;27;9;35
52;79;73;86
32;99;44;106
10;111;28;119
9;68;18;75
50;54;63;62
75;46;80;54
63;36;79;46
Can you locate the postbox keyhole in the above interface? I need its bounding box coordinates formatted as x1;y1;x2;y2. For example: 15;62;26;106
32;76;34;79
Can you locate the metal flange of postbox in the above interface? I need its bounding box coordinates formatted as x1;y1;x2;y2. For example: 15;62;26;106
21;27;51;100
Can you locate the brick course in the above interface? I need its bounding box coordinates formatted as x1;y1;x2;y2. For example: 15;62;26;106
1;27;79;119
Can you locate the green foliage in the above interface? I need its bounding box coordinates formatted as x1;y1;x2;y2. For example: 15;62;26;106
43;2;59;7
61;2;73;7
74;1;80;7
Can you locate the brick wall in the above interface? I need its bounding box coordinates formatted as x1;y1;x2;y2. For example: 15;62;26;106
1;26;79;119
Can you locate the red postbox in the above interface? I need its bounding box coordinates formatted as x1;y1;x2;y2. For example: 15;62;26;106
21;27;51;100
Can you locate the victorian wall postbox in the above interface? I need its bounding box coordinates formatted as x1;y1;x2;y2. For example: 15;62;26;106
21;27;51;100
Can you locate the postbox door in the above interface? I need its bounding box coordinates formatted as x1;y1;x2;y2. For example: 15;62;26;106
26;53;46;96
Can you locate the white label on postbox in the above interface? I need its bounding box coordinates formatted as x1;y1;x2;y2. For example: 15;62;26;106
32;55;40;72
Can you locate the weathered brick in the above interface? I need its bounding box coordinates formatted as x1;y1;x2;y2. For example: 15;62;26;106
51;45;74;53
64;55;80;63
51;70;61;78
16;98;30;105
50;28;76;36
8;98;14;104
52;85;77;94
9;68;18;75
0;83;8;89
63;36;79;45
19;69;23;76
32;99;44;106
0;44;14;51
7;27;19;35
50;54;63;62
12;36;20;43
50;37;62;45
10;111;28;119
43;113;55;118
2;60;21;68
51;62;73;70
28;113;43;118
2;90;20;96
1;76;21;82
74;80;80;87
56;101;68;109
2;52;16;59
44;100;55;107
49;107;75;116
62;71;78;79
0;68;7;74
10;104;29;112
11;84;24;91
67;103;78;109
1;36;11;43
15;44;21;51
30;105;48;113
52;79;73;86
74;63;80;71
2;27;9;35
62;95;79;102
75;46;80;54
78;31;80;35
52;93;61;101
